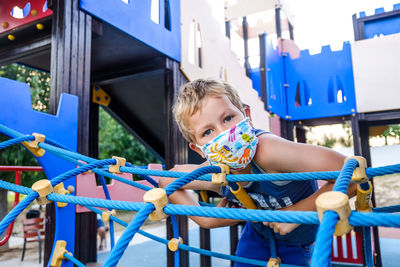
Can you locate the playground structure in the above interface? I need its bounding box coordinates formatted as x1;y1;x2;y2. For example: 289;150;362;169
0;0;400;266
1;96;400;266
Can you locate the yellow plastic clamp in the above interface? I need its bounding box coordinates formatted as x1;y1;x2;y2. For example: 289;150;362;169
230;183;257;210
54;183;74;208
316;191;353;236
345;156;368;184
50;240;71;267
109;156;126;174
22;133;46;157
143;188;169;221
168;237;183;252
267;257;281;267
92;85;111;106
355;181;373;212
211;164;230;186
32;179;53;205
101;209;116;223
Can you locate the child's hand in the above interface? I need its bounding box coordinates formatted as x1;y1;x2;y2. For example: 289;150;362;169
217;197;228;207
263;222;299;235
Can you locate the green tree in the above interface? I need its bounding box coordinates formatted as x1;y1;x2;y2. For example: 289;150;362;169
0;64;49;248
0;64;50;187
98;107;160;166
338;123;353;147
382;125;400;145
0;64;50;113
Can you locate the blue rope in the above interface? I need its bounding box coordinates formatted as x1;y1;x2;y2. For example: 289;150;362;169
311;159;359;267
50;159;116;187
125;162;159;188
0;192;38;235
333;158;358;193
0;124;25;138
87;206;272;266
103;203;154;267
0;180;32;195
97;174;115;249
363;227;374;267
0;135;34;150
63;252;86;267
373;205;400;213
164;166;221;196
170;214;180;267
42;144;153;191
310;211;338;267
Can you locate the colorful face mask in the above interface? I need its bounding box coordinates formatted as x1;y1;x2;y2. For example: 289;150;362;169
196;117;258;171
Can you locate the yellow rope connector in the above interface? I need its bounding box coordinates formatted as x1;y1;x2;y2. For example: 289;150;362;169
212;164;229;186
267;257;281;267
143;188;169;221
168;237;183;252
345;156;369;184
50;240;72;267
54;183;74;208
109;156;126;174
230;183;257;210
102;209;116;223
316;191;353;236
355;181;373;212
32;179;53;205
22;133;46;157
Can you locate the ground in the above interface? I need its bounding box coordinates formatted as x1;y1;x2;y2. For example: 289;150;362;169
0;174;399;266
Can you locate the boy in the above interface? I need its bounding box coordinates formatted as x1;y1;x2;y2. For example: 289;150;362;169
159;79;356;266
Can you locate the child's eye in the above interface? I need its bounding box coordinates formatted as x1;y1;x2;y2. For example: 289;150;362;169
224;116;233;123
203;129;212;137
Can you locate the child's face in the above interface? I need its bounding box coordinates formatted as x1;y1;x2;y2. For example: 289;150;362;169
188;95;245;146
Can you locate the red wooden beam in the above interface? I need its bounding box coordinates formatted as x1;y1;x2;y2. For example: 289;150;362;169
0;0;52;35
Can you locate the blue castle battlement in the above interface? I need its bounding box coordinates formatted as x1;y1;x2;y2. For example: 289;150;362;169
80;0;181;62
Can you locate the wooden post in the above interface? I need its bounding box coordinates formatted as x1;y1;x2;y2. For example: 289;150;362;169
47;0;96;265
164;58;189;267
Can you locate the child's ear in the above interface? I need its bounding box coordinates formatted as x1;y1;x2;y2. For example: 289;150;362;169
189;143;206;159
244;105;254;126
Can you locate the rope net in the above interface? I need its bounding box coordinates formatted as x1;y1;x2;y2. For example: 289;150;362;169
0;123;399;267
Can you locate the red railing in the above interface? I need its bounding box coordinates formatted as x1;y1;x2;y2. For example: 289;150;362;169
0;166;43;246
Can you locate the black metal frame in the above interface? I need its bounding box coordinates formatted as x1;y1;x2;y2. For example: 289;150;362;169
352;8;400;41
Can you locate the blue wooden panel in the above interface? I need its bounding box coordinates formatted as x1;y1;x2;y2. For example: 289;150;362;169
0;77;78;267
360;4;400;39
284;43;356;121
264;34;287;118
80;0;181;62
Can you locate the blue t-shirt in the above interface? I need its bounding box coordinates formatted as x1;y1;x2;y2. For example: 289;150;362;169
220;130;318;245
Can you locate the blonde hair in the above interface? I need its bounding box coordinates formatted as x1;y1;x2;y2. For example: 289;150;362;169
173;78;245;143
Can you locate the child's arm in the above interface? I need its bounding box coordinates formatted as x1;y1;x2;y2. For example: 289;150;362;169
158;164;240;229
255;134;357;235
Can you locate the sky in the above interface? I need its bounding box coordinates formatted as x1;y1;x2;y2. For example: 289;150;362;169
285;0;400;53
207;0;400;65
